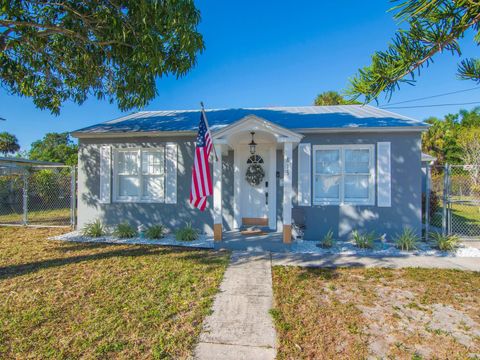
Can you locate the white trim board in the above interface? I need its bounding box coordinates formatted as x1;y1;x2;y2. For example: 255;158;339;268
73;126;427;139
112;146;166;203
295;126;427;133
312;144;375;206
72;131;196;139
212;115;303;141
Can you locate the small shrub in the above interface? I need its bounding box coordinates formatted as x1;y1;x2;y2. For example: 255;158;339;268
82;219;105;238
113;222;137;239
145;225;165;239
422;190;440;220
30;169;61;205
352;230;376;249
175;222;199;241
319;229;335;248
394;227;419;251
430;232;459;251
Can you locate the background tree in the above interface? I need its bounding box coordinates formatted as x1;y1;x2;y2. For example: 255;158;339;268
347;0;480;102
422;107;480;165
29;132;78;165
459;127;480;186
314;91;360;105
0;131;20;155
422;115;462;165
0;0;204;114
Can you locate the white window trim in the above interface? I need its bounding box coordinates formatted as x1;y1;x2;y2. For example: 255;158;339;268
312;144;375;206
112;147;166;203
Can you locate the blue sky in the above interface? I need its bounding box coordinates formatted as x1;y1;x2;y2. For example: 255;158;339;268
0;0;479;150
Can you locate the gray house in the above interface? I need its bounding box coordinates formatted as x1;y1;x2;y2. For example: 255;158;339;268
72;105;428;243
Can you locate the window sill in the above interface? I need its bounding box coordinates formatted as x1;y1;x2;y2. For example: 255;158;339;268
113;199;166;204
312;201;375;206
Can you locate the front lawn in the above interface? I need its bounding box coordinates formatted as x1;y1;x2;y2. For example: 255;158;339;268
430;202;480;237
0;207;71;226
271;266;480;359
0;227;229;359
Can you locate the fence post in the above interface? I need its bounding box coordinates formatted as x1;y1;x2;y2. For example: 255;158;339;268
442;164;449;236
425;163;431;241
70;166;76;229
22;169;28;225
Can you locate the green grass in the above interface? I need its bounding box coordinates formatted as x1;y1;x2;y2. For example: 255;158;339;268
271;266;480;359
0;227;229;359
430;202;480;237
0;208;71;226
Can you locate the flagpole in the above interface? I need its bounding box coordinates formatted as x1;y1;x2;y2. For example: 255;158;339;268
200;102;219;162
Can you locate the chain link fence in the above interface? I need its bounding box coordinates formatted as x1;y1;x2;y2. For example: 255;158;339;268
0;165;76;227
424;164;480;240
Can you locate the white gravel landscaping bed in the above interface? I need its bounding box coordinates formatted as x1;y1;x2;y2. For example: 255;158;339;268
50;231;214;249
291;239;480;257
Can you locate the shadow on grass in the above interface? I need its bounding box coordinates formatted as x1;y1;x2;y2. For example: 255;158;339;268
0;243;227;281
300;267;340;280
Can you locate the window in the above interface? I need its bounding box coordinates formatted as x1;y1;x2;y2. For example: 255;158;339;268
113;148;165;202
247;154;264;164
313;145;374;205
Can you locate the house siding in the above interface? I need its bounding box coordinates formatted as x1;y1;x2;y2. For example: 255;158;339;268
77;136;216;234
291;132;422;240
77;131;422;240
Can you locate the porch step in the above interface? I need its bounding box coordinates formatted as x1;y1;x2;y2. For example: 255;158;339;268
239;226;272;236
241;217;268;226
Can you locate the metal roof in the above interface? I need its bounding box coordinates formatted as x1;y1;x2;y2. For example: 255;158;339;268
0;157;64;166
72;105;428;137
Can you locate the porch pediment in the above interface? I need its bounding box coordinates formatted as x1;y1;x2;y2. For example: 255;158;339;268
212;115;303;147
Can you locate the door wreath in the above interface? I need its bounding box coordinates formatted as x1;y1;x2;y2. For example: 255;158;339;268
245;164;265;186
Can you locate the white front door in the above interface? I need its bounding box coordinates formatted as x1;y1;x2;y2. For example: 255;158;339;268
239;145;269;219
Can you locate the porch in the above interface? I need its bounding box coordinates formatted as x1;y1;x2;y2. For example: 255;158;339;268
214;230;292;252
211;115;303;243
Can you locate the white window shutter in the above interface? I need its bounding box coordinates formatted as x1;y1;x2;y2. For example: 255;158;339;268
165;144;177;204
99;145;112;204
377;142;391;207
297;143;311;206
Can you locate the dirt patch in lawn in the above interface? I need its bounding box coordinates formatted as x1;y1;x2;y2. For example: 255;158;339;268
271;267;480;359
0;227;229;359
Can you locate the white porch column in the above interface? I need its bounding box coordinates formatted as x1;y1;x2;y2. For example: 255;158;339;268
213;144;223;241
283;142;293;243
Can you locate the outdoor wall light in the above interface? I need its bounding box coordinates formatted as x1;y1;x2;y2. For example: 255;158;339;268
249;131;257;154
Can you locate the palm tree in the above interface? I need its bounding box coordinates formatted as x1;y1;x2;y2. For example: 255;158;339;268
0;132;20;156
314;91;360;106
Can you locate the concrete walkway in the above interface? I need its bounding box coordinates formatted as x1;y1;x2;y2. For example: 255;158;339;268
195;252;276;360
214;231;290;252
271;253;480;271
194;249;478;359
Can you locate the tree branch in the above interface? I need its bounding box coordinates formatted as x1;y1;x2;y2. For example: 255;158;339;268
390;12;480;83
0;20;134;51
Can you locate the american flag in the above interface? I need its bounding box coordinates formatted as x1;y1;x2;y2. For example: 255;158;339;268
189;110;213;211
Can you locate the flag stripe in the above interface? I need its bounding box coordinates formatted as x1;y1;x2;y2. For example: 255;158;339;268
190;110;214;211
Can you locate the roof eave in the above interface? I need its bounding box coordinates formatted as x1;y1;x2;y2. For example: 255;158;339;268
295;126;428;133
71;130;197;139
72;125;428;139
